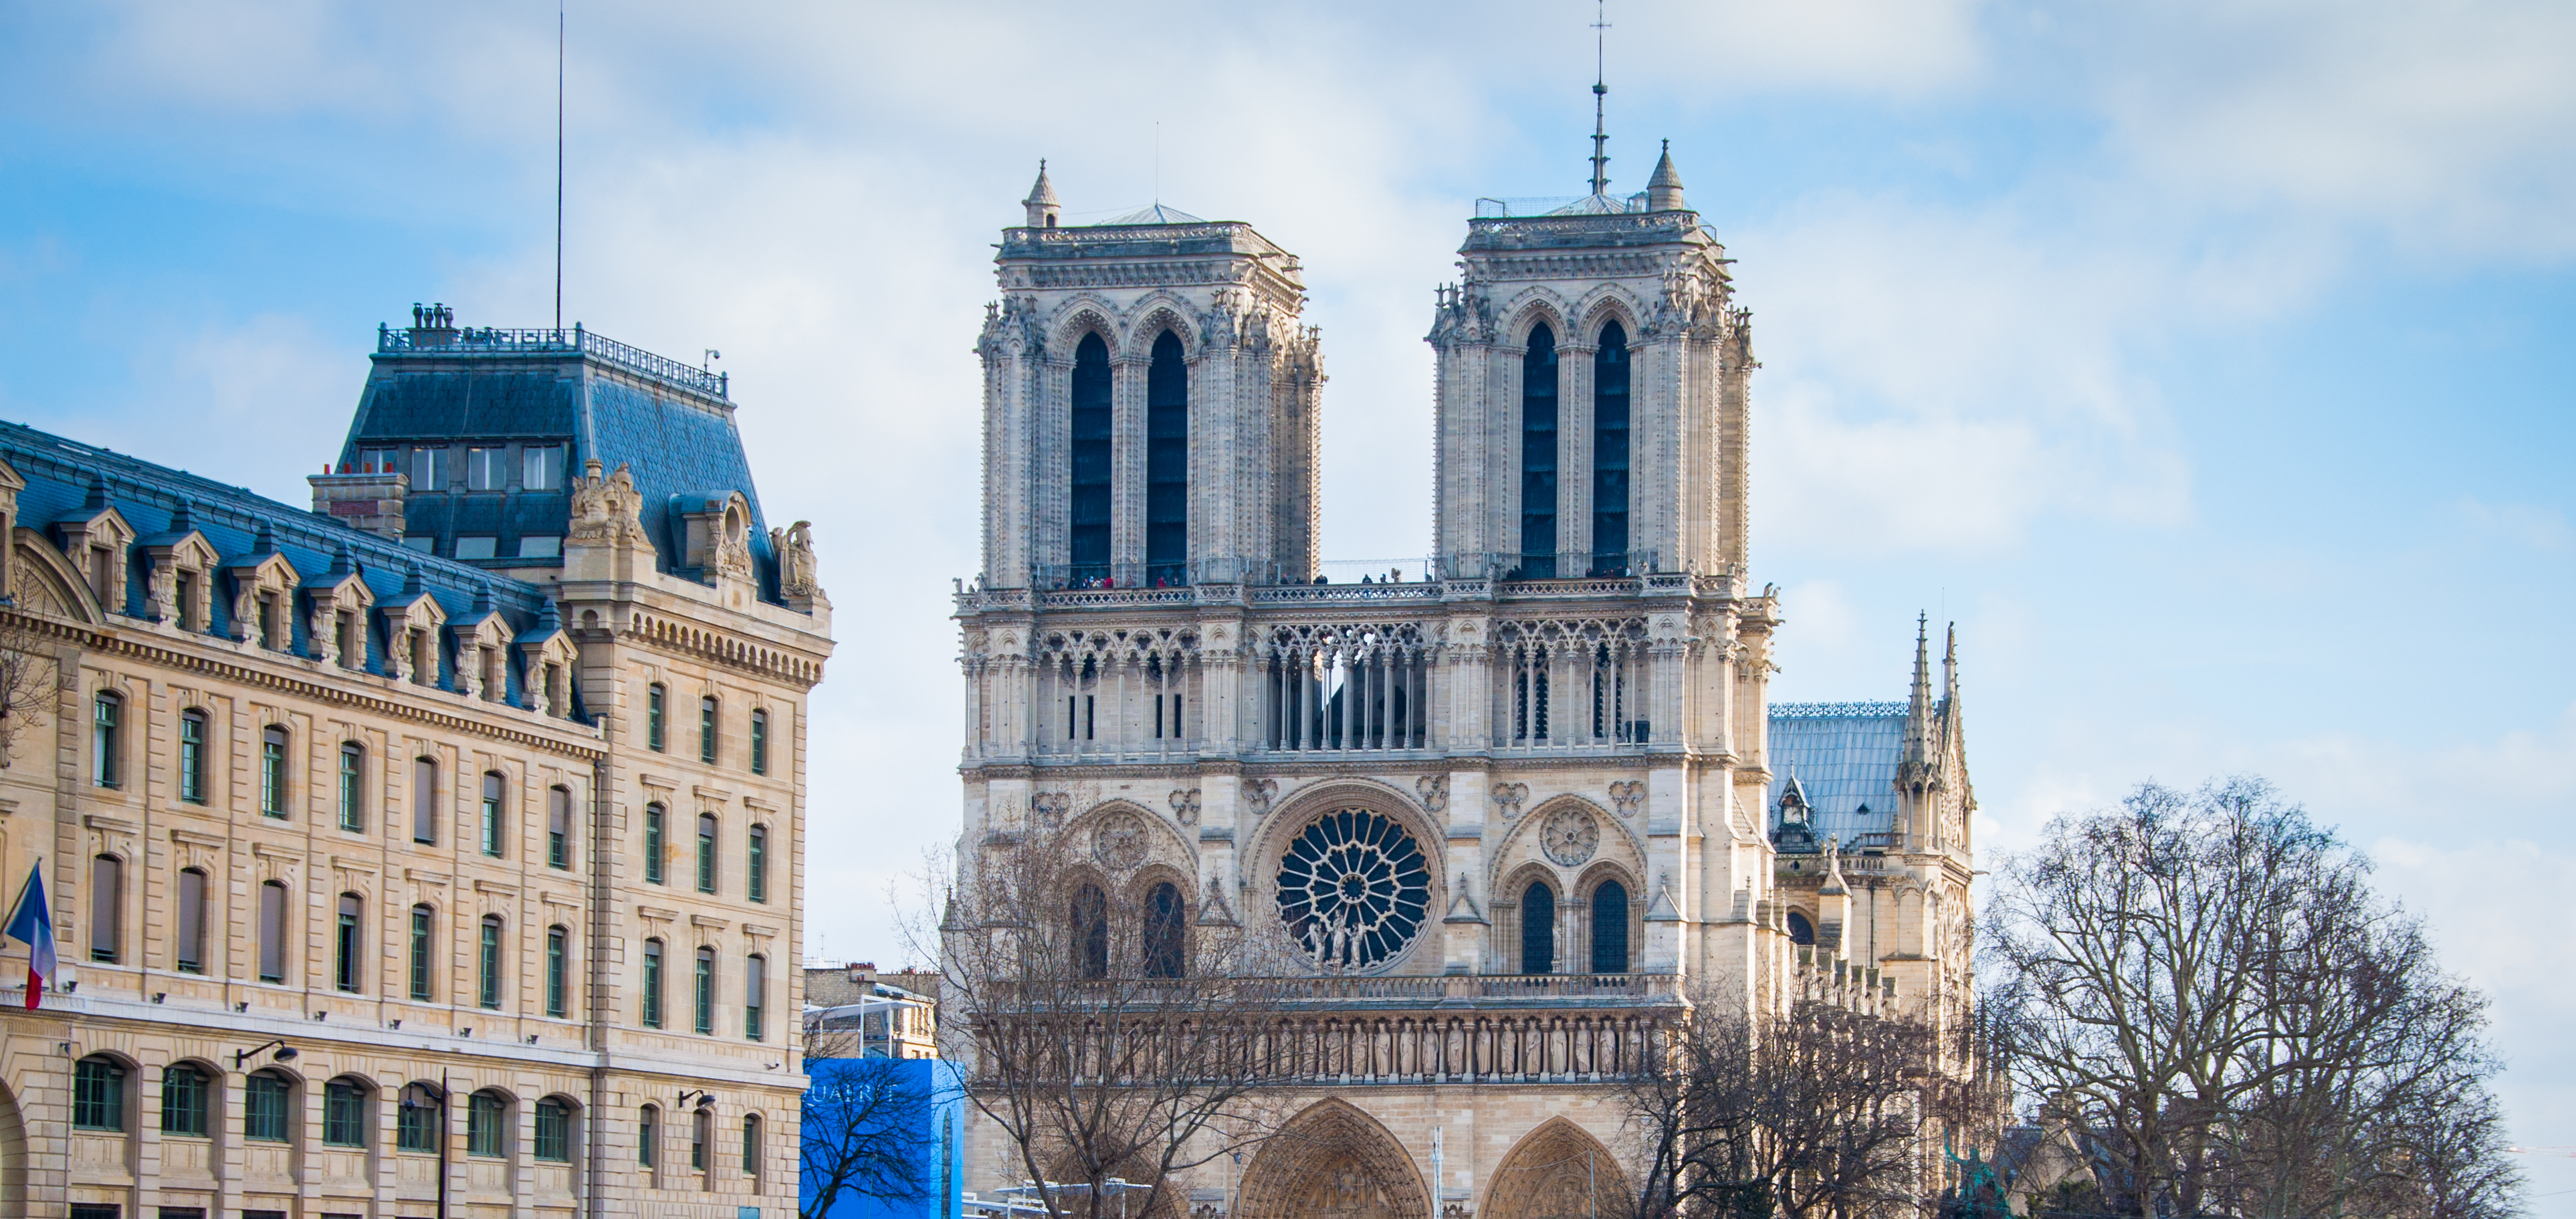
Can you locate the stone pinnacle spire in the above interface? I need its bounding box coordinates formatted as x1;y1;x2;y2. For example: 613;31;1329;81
1904;613;1935;764
1646;139;1685;211
1023;160;1061;229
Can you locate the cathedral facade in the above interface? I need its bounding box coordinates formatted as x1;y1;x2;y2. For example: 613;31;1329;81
953;153;1975;1217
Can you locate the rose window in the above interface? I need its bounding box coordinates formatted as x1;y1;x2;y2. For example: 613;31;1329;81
1275;808;1431;972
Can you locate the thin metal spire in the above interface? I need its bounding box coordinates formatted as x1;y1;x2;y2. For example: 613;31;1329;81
1589;0;1612;196
554;1;565;330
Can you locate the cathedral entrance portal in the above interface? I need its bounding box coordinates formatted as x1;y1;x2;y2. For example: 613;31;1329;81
1484;1118;1630;1219
1237;1099;1428;1219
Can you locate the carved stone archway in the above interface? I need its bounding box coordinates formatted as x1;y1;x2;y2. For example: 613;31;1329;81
1237;1098;1428;1219
1484;1117;1630;1219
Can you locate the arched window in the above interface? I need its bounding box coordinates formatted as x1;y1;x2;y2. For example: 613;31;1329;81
160;1062;211;1136
1069;332;1113;583
744;954;767;1042
1071;883;1109;980
477;915;504;1009
413;756;440;845
547;786;572;869
1786;910;1816;946
257;879;290;983
696;812;718;893
638;1103;661;1170
1590;319;1630;574
647;682;668;752
260;724;290;818
397;1082;443;1152
546;925;569;1018
479;771;506;858
334;892;364;993
176;867;209;974
74;1055;128;1130
643;804;667;885
89;854;122;964
324;1077;371;1147
749;709;769;775
244;1069;294;1143
467;1089;510;1157
1145;328;1188;584
409;904;435;1000
642;939;665;1028
1590;879;1631;974
338;742;366;832
534;1097;574;1163
700;695;720;765
1521;880;1556;975
746;824;768;903
92;691;122;788
693;946;716;1034
742;1112;763;1184
178;709;209;803
1142;881;1186;979
1519;322;1560;578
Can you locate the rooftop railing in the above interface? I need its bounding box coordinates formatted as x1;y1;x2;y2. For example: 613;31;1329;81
376;322;729;399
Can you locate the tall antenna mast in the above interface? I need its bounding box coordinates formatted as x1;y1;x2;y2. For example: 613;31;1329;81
1589;0;1612;197
554;1;565;330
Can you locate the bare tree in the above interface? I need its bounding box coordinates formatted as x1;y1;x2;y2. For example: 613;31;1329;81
901;831;1291;1219
1620;995;1955;1219
800;1056;937;1219
0;610;64;767
1985;777;2522;1219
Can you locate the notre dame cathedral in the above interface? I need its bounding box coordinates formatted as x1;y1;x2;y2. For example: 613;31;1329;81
949;138;1976;1217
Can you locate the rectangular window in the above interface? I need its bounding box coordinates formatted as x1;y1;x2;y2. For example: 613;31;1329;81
534;1098;572;1161
547;787;571;869
411;446;453;490
74;1057;126;1130
175;869;207;974
257;592;278;649
92;693;120;788
744;954;765;1042
324;1080;368;1147
643;806;665;885
409;906;434;1000
518;535;562;559
178;712;207;802
336;608;358;668
413;758;439;845
177;570;199;630
647;684;666;752
160;1065;209;1135
641;941;664;1028
338;744;364;832
453;536;498;560
746;826;767;904
334;894;362;993
90;855;121;964
244;1073;290;1142
468;1092;506;1157
546;926;568;1017
696;814;717;894
744;1115;760;1177
260;726;288;818
478;918;502;1010
693;949;714;1034
465;446;507;491
524;444;566;491
700;696;718;765
258;882;288;983
639;1107;657;1167
480;772;505;858
749;709;768;775
397;1095;440;1152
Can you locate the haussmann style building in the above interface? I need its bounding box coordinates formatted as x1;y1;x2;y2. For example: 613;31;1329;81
0;312;833;1219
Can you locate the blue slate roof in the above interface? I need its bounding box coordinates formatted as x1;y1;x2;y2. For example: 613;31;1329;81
0;420;569;712
1766;701;1908;844
335;322;782;603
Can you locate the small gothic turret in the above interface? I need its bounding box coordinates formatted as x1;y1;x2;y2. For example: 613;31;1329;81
1903;613;1935;767
1646;140;1686;211
1023;160;1061;229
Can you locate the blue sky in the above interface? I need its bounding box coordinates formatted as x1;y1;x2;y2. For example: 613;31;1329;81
5;0;2571;1194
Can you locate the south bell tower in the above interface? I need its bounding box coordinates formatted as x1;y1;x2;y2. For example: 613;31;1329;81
976;165;1324;590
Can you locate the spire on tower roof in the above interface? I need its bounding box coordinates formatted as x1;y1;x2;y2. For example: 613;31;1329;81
1646;139;1685;211
1023;160;1061;229
1903;613;1935;765
1588;1;1613;197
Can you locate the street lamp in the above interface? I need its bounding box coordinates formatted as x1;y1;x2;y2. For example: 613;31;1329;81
229;1039;298;1069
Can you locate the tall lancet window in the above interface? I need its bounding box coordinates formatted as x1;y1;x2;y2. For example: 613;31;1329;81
1519;324;1560;578
1069;333;1113;584
1145;330;1189;585
1590;320;1631;575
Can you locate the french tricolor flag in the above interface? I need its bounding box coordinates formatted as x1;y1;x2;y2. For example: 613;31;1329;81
3;862;54;1010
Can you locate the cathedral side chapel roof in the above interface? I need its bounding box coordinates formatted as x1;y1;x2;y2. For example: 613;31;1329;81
1767;702;1909;845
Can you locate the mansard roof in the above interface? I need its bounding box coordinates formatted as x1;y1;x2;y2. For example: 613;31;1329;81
336;318;786;602
1765;701;1909;845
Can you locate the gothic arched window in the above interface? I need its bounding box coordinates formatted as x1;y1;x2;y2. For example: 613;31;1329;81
1521;880;1556;974
1786;910;1816;946
1590;879;1630;974
1145;329;1188;585
1142;881;1185;979
1071;883;1109;980
1069;333;1113;583
1520;323;1560;578
1590;319;1630;574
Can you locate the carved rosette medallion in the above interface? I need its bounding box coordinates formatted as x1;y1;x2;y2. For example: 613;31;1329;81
1541;807;1600;867
1092;812;1148;871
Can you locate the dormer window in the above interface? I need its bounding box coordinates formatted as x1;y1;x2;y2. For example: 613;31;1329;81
412;447;453;491
175;572;199;631
524;445;565;491
455;536;498;560
466;447;507;491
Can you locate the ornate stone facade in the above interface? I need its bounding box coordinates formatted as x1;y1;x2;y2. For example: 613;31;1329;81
954;155;1979;1214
